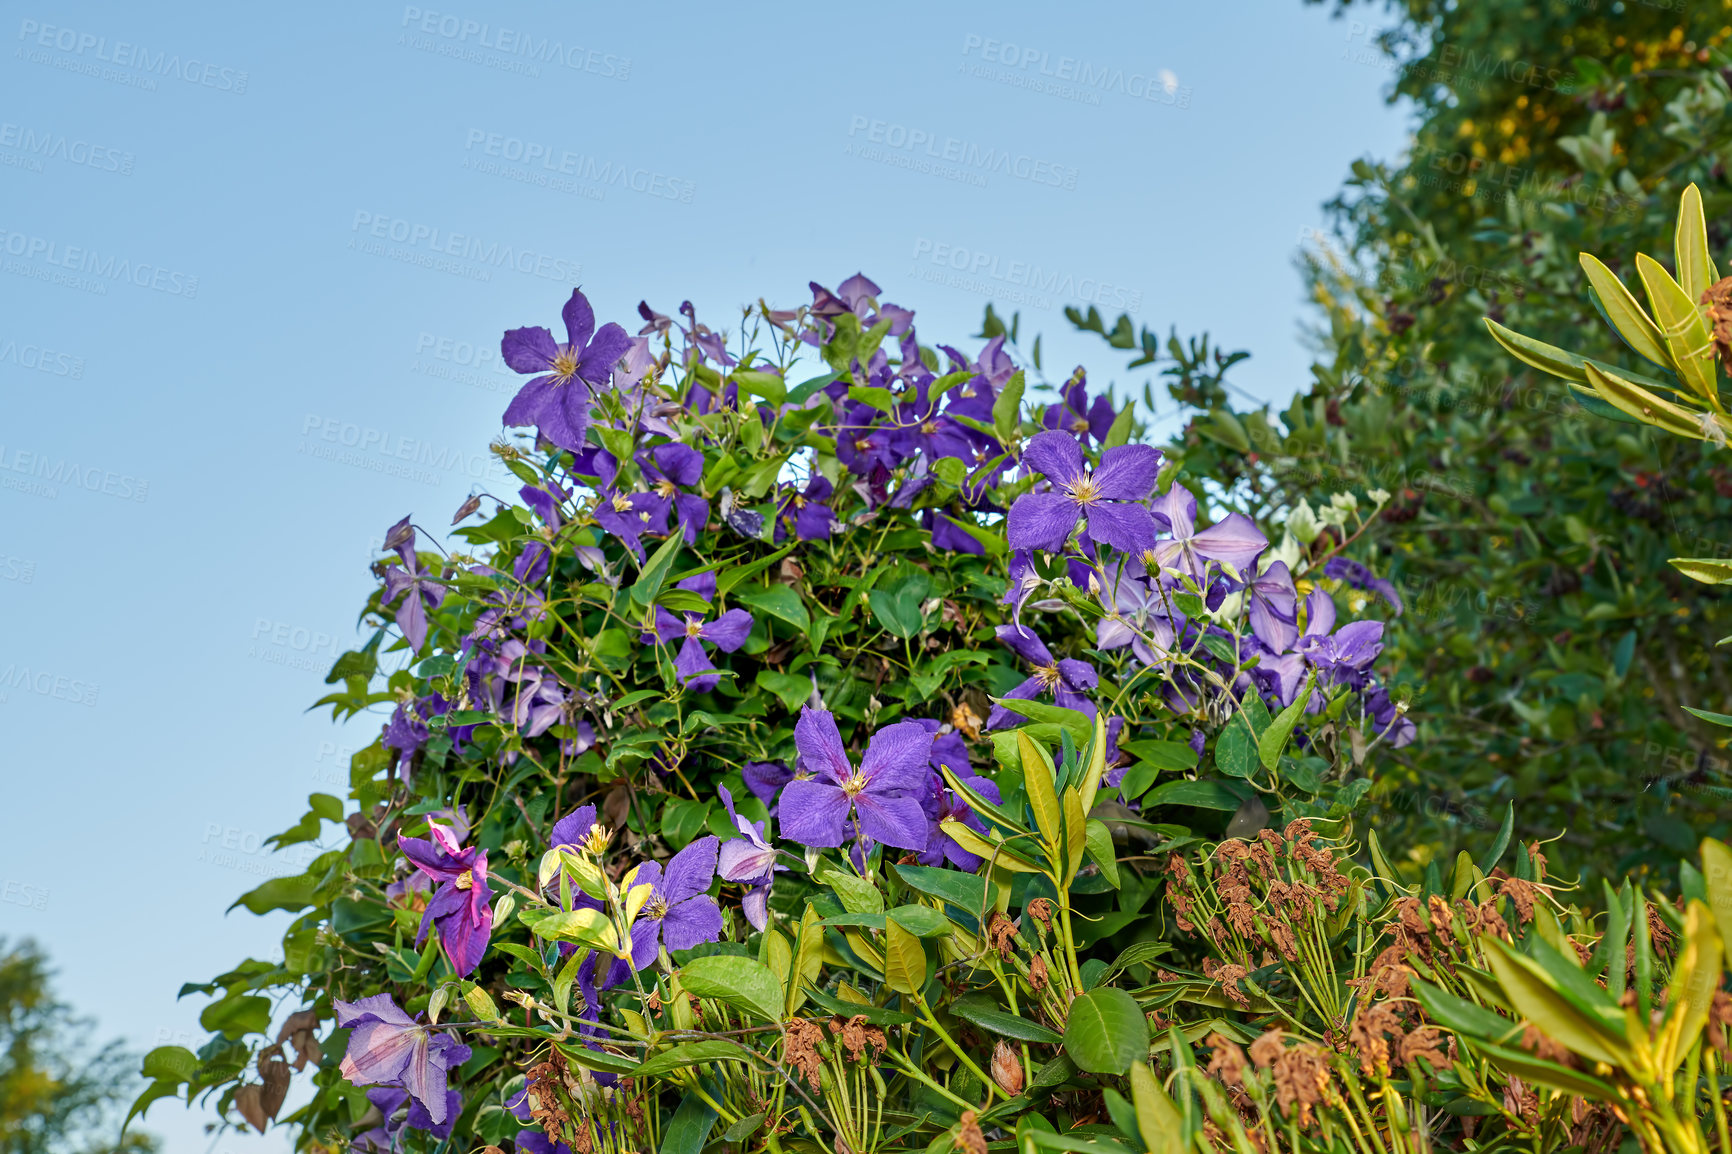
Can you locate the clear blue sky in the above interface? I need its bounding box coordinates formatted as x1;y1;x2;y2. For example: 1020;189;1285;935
0;2;1408;1149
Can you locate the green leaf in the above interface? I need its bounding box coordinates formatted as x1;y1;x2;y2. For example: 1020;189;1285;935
993;371;1026;440
1062;988;1149;1074
1410;978;1517;1041
1700;839;1732;967
891;864;997;918
1478;802;1515;875
786;372;838;406
1461;1039;1620;1100
887;904;955;938
1128;1061;1183;1154
1117;740;1198;772
679;955;785;1022
633;1040;755;1078
1100;941;1172;985
1029;1054;1078;1091
555;1041;640;1075
723;1113;766;1142
140;1045;198;1084
660;1090;719;1154
1214;715;1257;779
868;587;925;639
228;873;320;916
1142;780;1245;811
1682;705;1732;727
754;670;811;712
951;996;1063;1044
1084;819;1120;889
735;584;810;632
734;368;786;406
1258;675;1312;771
714;544;796;596
848;385;896;415
200;993;272;1039
1103;403;1135;450
629;533;684;606
819;869;884;915
802;984;915;1026
1481;938;1628;1069
1583;362;1709;440
882;917;928;995
994;699;1092;746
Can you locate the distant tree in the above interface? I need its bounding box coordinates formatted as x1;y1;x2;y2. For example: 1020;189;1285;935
0;939;157;1154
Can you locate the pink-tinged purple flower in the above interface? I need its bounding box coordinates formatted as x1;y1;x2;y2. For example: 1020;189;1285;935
1096;558;1182;668
1007;431;1162;554
617;836;724;973
718;785;783;930
334;994;471;1126
1245;560;1299;653
501;288;633;451
1323;556;1404;615
986;624;1099;730
1363;686;1415;748
1147;484;1267;580
775;475;836;542
381;516;446;652
678;300;737;368
397;822;493;977
643;606;754;692
779;708;933;851
640;443;709;543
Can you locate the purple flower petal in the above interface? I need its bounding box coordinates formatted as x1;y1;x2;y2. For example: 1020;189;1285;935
700;608;754;652
578;323;633;388
562;289;596;349
852;790;930;852
1151;484;1197;539
502;326;558;374
859;720;936;794
1022;430;1086;485
660;895;724;951
1006;492;1081;552
660;836;719;905
1090;444;1162;500
794;707;852;786
1083;501;1160;555
995;623;1054;667
1190;513;1267;572
550;805;597;851
778;779;850;848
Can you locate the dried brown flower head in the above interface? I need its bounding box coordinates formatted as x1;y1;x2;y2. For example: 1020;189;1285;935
1029;955;1050;991
1205;1032;1249;1087
783;1018;827;1089
990;1040;1024;1096
985;912;1018;957
1248;1029;1285;1070
1703;276;1732;364
1027;897;1055;930
955;1111;989;1154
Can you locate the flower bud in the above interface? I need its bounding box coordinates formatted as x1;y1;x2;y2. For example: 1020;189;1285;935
990;1041;1024;1096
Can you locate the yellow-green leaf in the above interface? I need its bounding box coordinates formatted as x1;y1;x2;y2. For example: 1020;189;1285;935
1658;899;1722;1075
1700;839;1732;973
1675;183;1719;302
1584;363;1710;440
1129;1060;1184;1154
1636;252;1717;403
1077;712;1109;816
883;916;927;995
1483;317;1591;384
940;819;1045;873
1669;558;1732;585
1482;938;1631;1073
1062;789;1087;888
1020;730;1062;849
1580;253;1670;369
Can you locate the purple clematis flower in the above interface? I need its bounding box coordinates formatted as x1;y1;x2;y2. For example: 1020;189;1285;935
396;822;493;977
644;606;754;692
640;442;710;543
986;624;1099;729
1006;431;1162;554
501;288;633;451
744;760;795;808
335;994;472;1126
1323;556;1404;615
352;1085;462;1151
616;836;724;974
593;486;669;563
1148;484;1267;581
780;708;933;851
381;516;446;652
918;772;1003;871
775;475;836;542
1042;374;1116;444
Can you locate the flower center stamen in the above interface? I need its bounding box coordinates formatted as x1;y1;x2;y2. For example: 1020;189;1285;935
686;618;705;638
550;347;581;384
454;870;474;891
841;772;870;798
1066;473;1102;505
1034;663;1061;689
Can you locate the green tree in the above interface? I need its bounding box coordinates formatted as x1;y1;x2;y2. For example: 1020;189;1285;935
0;940;157;1154
1077;0;1732;884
